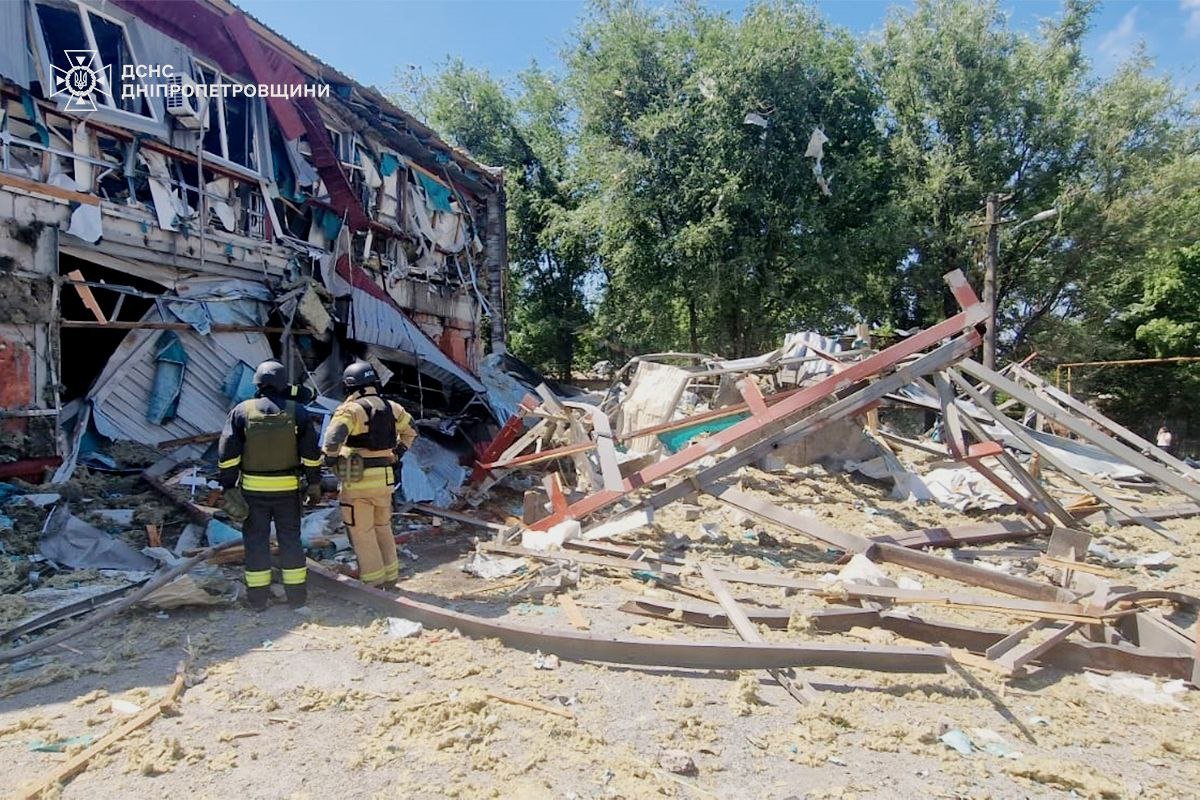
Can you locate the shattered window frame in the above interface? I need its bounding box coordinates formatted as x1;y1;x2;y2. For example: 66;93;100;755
32;0;158;123
190;58;263;173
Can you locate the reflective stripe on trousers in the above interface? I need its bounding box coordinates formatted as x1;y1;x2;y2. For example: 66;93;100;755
281;566;307;585
245;569;272;588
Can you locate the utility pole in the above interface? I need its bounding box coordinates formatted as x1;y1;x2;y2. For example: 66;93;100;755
983;192;999;376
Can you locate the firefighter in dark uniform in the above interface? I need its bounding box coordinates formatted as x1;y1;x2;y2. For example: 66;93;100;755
218;360;323;611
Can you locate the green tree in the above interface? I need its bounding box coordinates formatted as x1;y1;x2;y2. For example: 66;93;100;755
870;0;1093;330
570;0;903;358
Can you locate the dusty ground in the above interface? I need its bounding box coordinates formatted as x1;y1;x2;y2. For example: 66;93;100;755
1;459;1198;799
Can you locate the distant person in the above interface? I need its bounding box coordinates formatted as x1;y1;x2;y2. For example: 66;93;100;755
1156;425;1174;455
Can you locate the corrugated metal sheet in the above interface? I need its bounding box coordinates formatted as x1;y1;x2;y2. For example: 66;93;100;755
345;279;485;395
88;307;272;446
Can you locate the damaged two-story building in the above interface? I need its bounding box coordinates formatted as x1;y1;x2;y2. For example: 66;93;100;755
0;0;512;493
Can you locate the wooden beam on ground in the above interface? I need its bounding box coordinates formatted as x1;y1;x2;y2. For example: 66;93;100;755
409;504;509;533
700;564;821;705
990;621;1082;675
17;660;188;799
618;597;794;629
869;541;1073;603
558;594;590;631
873;520;1049;549
480;542;683;577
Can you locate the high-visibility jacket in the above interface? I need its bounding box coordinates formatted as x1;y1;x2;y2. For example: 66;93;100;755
321;388;416;491
218;391;322;493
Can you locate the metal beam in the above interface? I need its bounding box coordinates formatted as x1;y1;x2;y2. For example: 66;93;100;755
528;271;986;530
959;360;1200;504
307;562;949;672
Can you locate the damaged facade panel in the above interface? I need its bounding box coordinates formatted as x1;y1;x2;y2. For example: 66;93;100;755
0;0;509;473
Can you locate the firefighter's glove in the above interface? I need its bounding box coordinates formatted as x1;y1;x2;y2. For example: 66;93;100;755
222;486;249;522
305;483;323;506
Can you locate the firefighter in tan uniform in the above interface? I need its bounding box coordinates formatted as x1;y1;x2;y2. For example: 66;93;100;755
321;361;417;587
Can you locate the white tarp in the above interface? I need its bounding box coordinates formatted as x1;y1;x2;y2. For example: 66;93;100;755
921;464;1030;512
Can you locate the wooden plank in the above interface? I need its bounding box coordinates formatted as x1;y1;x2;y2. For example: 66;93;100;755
522;489;549;525
873;519;1048;549
984;618;1050;661
877;431;950;458
875;610;1193;680
618;597;793;629
17;661;187;799
738;376;768;415
558;594;590;631
544;473;568;515
409;504;510;533
65;270;108;325
0;171;101;205
870;542;1072;603
588;407;625;493
481;542;683;577
960;359;1200;503
932;372;966;457
700;564;821;705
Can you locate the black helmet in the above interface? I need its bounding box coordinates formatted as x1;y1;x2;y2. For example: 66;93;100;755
253;360;288;392
342;360;380;391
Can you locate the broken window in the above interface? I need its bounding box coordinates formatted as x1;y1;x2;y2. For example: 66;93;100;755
35;2;154;119
86;11;151;117
191;60;259;170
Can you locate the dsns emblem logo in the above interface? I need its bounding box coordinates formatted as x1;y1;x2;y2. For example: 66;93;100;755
49;49;113;112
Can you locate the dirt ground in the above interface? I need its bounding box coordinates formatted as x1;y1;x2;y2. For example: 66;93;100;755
1;460;1198;799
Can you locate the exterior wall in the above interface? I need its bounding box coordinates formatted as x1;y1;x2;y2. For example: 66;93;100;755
0;0;506;456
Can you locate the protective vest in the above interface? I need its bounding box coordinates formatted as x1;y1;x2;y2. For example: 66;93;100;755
241;400;300;473
345;396;397;451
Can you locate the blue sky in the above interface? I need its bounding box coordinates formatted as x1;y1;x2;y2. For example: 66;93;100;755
237;0;1200;95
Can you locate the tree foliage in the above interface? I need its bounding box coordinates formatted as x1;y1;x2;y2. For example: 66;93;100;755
400;0;1200;439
